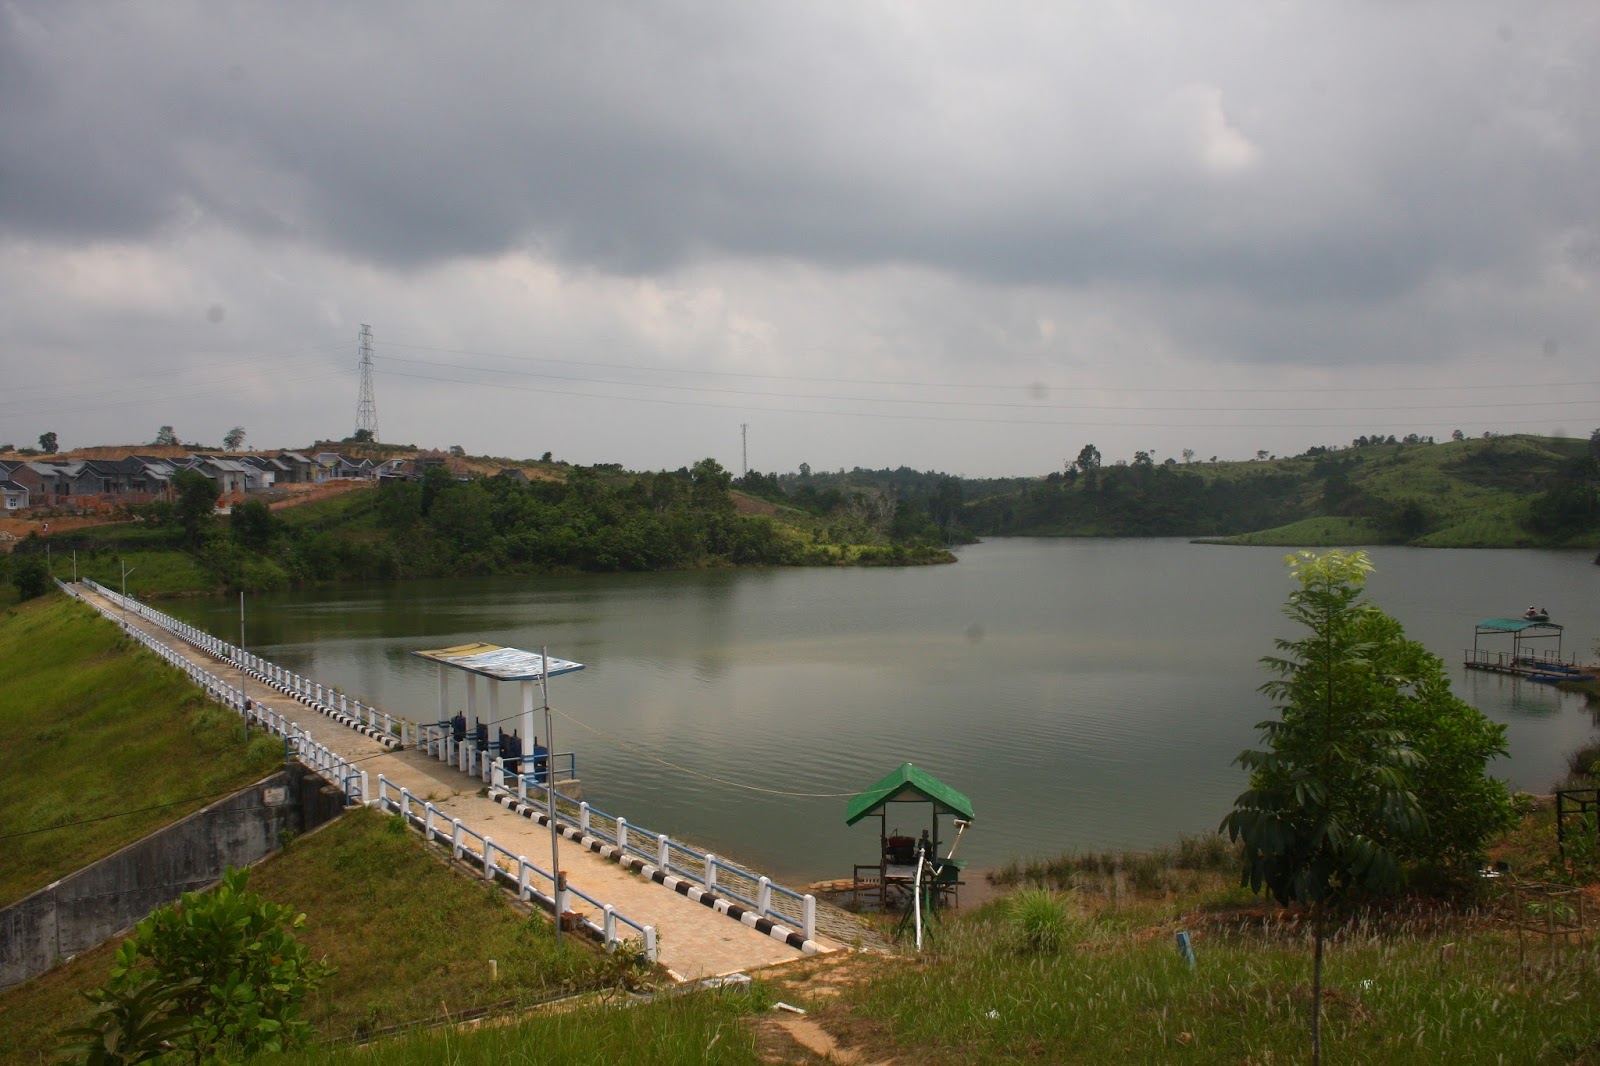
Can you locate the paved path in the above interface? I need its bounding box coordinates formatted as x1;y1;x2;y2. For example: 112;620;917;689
77;586;842;980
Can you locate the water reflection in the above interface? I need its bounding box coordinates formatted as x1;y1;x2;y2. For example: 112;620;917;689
168;541;1600;881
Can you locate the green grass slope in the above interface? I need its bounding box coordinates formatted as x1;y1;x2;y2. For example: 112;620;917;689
0;591;279;907
0;807;618;1062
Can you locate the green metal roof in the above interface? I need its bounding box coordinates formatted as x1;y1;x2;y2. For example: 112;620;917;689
1475;618;1562;634
846;763;975;827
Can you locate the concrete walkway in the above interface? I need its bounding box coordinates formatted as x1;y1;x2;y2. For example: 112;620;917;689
77;586;841;980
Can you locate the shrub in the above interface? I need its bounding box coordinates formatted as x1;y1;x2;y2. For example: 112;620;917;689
58;868;331;1062
1005;888;1075;954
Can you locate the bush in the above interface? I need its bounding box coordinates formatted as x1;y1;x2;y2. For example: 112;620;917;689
58;868;331;1062
1005;888;1075;954
11;555;51;601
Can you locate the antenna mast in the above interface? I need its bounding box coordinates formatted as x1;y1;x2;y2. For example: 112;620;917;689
355;324;380;442
740;422;748;477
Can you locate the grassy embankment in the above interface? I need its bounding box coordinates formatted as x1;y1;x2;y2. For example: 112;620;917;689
0;590;280;908
0;808;624;1063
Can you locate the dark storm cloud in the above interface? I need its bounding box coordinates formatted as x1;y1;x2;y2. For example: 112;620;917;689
2;2;1596;311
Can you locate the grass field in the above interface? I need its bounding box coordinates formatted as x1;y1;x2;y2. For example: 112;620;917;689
0;807;621;1062
0;591;279;908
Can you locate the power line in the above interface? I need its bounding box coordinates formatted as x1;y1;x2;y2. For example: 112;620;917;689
378;337;1600;397
375;366;1595;431
376;355;1600;415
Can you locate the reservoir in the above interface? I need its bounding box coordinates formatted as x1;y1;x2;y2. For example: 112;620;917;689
167;540;1600;883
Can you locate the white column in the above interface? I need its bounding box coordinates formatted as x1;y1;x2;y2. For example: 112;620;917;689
438;663;449;727
519;680;535;763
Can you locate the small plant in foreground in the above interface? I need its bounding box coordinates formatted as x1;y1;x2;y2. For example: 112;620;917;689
57;867;332;1063
1005;887;1074;954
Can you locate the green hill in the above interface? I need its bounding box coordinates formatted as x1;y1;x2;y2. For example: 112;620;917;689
962;434;1600;547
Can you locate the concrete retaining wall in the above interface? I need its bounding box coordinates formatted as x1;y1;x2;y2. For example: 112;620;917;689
0;763;345;989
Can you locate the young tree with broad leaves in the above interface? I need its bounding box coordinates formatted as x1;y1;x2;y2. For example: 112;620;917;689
1221;549;1512;1066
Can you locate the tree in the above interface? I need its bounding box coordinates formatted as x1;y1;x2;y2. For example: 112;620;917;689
230;498;277;551
223;426;246;451
38;431;58;454
348;428;374;443
1451;429;1465;441
153;426;178;446
689;457;734;512
1182;448;1196;464
1220;550;1512;1065
1221;551;1420;1065
170;469;220;547
12;554;50;601
1074;444;1101;475
59;868;331;1062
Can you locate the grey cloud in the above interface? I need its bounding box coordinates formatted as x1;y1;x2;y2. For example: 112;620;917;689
4;0;1594;310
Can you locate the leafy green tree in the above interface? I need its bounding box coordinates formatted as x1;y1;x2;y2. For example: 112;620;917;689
223;426;246;450
59;868;330;1062
230;498;278;551
170;469;220;547
12;554;51;600
38;430;58;454
1221;550;1424;1066
689;457;734;512
152;425;178;446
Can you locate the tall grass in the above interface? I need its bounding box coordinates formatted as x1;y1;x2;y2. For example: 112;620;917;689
847;907;1600;1063
988;834;1243;899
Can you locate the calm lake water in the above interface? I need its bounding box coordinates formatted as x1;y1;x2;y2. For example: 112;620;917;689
167;540;1600;883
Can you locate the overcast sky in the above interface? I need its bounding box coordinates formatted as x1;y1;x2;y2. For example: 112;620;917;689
3;2;1597;477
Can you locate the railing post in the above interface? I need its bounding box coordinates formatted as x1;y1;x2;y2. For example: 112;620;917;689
757;876;772;916
579;802;590;835
518;857;531;900
555;870;569;920
803;894;816;942
483;838;495;880
492;757;505;792
603;904;616;946
400;788;412;822
705;854;717;893
452;819;464;860
657;834;670;871
359;770;369;804
378;775;390;808
643;926;657;963
425;803;436;841
617;817;628;853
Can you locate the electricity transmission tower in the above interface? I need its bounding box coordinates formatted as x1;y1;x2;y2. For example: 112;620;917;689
355;324;379;442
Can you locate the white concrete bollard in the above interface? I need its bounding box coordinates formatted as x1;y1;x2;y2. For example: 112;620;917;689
705;854;717;893
657;834;670;871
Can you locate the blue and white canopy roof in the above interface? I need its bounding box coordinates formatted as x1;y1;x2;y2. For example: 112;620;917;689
412;641;585;681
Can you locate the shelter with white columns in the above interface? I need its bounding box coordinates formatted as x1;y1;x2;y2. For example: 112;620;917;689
412;642;584;777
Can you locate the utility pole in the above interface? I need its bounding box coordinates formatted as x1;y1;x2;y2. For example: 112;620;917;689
119;560;136;631
542;647;561;947
740;423;748;478
355;324;380;442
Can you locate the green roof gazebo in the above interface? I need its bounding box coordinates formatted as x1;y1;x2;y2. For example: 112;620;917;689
848;763;974;911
